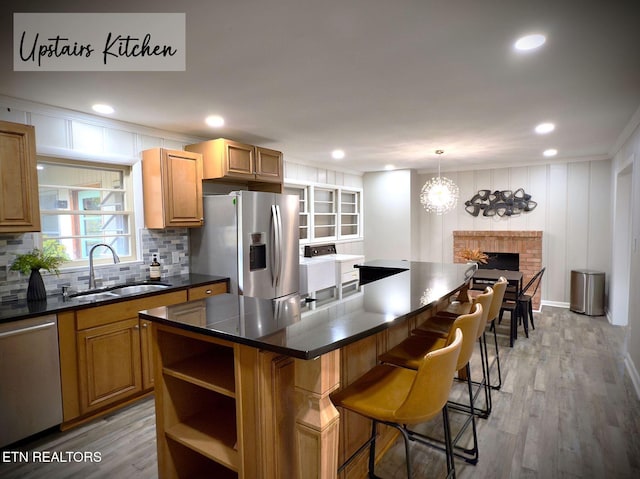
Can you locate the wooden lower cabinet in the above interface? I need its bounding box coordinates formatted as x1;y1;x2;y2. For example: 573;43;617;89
187;281;228;301
153;326;246;479
153;323;299;479
151;298;443;479
77;318;142;413
58;284;228;429
152;326;343;479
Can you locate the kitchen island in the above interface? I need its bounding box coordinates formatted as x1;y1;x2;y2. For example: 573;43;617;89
140;261;474;479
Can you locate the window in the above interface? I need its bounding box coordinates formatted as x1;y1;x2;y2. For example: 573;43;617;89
37;158;135;267
285;182;362;243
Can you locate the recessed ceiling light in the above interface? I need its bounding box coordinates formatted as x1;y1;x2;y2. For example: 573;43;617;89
543;148;558;157
331;149;345;160
92;103;114;114
205;115;225;127
535;122;555;134
514;33;546;51
385;164;395;170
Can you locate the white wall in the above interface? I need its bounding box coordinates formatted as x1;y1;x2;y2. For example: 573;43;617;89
363;170;418;261
410;169;421;260
417;161;612;308
611;167;632;326
610;109;640;397
0;95;204;163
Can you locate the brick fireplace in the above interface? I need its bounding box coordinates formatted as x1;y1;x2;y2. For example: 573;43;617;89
453;230;543;310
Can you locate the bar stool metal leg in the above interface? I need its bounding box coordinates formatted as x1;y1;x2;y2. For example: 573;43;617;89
368;420;382;479
442;404;456;479
405;361;479;465
489;319;502;390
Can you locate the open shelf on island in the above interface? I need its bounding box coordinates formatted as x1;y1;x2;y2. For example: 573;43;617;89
166;438;239;479
155;326;242;478
166;409;239;472
163;350;236;397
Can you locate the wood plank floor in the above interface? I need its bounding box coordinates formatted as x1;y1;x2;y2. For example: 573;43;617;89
1;306;639;478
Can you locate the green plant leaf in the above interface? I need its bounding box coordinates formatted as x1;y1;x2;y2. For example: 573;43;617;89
10;248;68;276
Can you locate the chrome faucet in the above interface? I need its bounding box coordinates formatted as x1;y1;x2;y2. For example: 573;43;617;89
88;243;120;289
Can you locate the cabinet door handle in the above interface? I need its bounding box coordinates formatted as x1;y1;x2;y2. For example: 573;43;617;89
134;324;140;329
142;322;148;328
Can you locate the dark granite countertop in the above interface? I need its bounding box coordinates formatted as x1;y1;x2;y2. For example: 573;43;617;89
140;261;475;360
0;273;229;324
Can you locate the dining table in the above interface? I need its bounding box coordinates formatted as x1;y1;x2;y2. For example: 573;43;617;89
472;268;524;346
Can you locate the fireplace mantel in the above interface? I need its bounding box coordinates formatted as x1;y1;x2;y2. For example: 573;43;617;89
454;230;542;239
453;230;543;309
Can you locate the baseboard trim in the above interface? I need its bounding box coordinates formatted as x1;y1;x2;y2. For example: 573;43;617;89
540;300;570;309
625;353;640;401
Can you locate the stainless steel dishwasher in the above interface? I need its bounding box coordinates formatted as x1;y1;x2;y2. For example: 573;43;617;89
0;314;63;447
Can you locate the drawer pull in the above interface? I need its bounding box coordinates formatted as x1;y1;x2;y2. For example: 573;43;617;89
205;289;212;295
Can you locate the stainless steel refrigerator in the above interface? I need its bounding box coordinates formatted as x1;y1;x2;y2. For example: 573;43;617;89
190;191;299;299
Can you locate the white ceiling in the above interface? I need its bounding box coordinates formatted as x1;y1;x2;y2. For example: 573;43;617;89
2;0;640;173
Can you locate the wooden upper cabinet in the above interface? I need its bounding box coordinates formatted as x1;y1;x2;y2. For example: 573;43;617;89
186;138;283;184
224;139;255;178
0;120;41;232
142;148;203;228
255;146;283;182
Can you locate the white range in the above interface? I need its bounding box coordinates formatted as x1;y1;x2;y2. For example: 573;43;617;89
298;244;364;296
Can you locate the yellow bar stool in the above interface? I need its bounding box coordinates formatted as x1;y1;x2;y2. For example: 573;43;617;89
378;303;484;465
414;287;492;338
440;280;507;392
414;287;494;418
331;329;463;479
484;277;507;390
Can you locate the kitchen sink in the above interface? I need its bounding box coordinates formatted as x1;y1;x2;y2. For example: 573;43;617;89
109;284;171;295
67;282;172;301
70;291;119;301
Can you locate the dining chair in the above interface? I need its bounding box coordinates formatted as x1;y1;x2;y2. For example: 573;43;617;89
378;303;483;465
500;267;545;340
518;267;545;330
331;329;463;479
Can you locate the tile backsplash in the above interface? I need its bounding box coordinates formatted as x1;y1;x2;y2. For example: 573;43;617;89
0;229;189;303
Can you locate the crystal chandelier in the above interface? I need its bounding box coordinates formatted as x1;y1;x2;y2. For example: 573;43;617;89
420;149;459;215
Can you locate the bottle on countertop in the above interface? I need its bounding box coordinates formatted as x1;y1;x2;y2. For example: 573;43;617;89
149;254;161;280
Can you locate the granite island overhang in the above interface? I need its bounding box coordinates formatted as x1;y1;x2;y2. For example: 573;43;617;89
140;261;473;360
140;261;474;479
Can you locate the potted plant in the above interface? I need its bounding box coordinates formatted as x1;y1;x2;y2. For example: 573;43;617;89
11;244;68;301
457;248;489;265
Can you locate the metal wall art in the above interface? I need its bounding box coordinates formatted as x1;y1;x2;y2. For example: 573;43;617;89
464;188;537;217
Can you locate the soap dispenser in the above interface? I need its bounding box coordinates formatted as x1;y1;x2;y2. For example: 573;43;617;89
149;254;161;280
